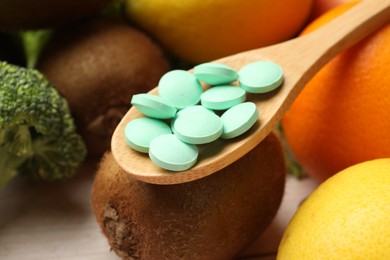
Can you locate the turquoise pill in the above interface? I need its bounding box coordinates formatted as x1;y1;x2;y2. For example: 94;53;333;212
194;62;238;85
239;61;284;93
131;93;177;119
172;105;222;144
158;70;203;109
149;134;198;171
125;117;172;153
201;85;246;110
220;102;259;139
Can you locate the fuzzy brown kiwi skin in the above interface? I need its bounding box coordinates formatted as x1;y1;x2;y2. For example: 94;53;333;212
0;0;113;31
91;132;286;260
37;18;170;157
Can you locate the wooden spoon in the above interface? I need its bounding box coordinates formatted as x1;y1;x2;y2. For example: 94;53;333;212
111;0;390;185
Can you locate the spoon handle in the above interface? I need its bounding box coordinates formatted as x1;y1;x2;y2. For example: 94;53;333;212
285;0;390;78
189;0;390;182
217;0;390;129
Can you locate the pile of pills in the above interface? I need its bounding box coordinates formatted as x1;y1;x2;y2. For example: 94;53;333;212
125;61;283;171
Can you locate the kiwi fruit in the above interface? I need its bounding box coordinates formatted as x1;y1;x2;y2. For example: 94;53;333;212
37;18;170;157
91;132;286;259
0;0;113;30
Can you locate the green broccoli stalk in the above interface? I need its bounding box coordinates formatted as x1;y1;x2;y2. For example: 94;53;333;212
0;61;87;189
20;30;52;69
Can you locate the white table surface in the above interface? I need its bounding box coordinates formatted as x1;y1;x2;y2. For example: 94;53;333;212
0;158;319;260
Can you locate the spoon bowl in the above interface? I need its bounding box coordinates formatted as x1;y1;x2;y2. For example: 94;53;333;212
112;0;390;184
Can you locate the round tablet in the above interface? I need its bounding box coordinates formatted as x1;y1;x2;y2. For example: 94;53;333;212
220;102;259;139
201;85;246;110
149;134;198;171
172;106;222;144
194;62;238;85
131;93;177;119
158;70;203;109
125;117;172;153
239;61;284;93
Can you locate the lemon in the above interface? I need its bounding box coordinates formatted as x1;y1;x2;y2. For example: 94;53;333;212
277;158;390;259
125;0;312;64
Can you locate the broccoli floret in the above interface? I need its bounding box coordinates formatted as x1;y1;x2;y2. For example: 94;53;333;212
0;61;87;189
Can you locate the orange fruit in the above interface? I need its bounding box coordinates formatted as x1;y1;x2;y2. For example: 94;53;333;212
282;1;390;182
277;158;390;259
124;0;313;64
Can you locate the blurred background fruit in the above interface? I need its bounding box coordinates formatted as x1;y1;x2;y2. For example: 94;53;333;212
0;0;113;30
37;18;170;157
124;0;313;64
277;158;390;260
282;1;390;182
311;0;354;18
